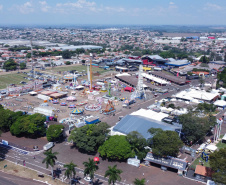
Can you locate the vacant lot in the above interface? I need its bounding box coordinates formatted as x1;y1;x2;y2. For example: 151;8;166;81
47;65;107;74
0;73;28;89
0;160;66;185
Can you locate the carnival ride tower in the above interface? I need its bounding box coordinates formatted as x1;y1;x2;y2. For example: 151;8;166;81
134;65;146;99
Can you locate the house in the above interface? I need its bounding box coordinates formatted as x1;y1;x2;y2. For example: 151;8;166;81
195;165;214;182
144;152;188;175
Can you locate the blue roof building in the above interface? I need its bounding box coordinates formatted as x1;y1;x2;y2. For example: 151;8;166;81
112;115;181;140
165;59;191;67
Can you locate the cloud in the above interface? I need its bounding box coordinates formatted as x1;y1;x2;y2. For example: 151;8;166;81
14;1;34;14
55;0;97;14
169;4;178;10
105;6;125;13
169;2;175;5
56;0;96;9
54;0;125;14
204;3;222;11
39;1;50;12
0;5;3;11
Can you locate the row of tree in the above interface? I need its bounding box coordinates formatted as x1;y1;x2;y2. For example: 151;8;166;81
3;59;26;71
43;149;146;185
217;67;226;88
68;122;183;160
0;106;64;140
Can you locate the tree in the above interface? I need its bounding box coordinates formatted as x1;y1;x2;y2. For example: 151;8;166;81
42;149;58;179
3;59;18;71
199;76;205;87
0;107;23;132
10;113;46;138
148;128;183;157
20;62;26;70
68;122;110;153
75;48;85;58
224;53;226;63
216;55;222;61
126;131;148;160
167;103;175;109
178;113;215;144
209;148;226;184
217;68;226;88
132;51;142;57
26;53;31;58
65;61;71;65
46;125;64;142
62;50;71;59
196;103;216;113
64;161;77;185
199;55;209;63
159;51;175;59
104;165;122;185
187;57;194;63
98;135;135;160
83;158;99;182
133;178;146;185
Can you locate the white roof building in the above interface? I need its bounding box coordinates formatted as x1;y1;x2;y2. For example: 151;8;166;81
214;100;226;107
130;109;168;122
175;89;219;102
33;106;55;116
142;73;169;85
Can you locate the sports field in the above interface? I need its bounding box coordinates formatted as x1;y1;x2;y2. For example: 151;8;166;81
0;73;28;89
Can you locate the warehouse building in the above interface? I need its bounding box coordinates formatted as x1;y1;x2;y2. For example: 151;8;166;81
110;109;181;140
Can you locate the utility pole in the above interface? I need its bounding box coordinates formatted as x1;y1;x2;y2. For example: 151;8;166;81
89;53;93;90
30;39;34;78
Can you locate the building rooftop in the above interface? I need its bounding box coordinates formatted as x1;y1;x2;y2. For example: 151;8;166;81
113;114;181;140
195;165;214;177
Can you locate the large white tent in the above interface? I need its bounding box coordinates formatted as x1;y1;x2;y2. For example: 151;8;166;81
33;106;55;116
130;109;168;122
214;100;226;108
205;144;218;153
37;94;49;100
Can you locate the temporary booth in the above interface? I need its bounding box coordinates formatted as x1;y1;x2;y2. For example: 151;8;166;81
222;133;226;143
85;116;100;124
124;87;134;92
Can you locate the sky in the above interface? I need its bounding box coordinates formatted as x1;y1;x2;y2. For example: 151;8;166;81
0;0;225;25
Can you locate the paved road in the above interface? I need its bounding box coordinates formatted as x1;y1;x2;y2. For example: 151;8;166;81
0;77;217;185
101;76;217;126
0;171;46;185
0;147;116;185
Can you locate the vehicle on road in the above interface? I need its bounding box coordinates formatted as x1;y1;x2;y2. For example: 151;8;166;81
43;142;54;151
84;176;92;182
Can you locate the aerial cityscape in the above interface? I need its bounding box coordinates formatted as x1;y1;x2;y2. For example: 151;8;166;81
0;1;226;185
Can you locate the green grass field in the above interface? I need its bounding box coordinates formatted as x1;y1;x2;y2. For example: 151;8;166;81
216;140;226;149
0;73;28;89
47;65;107;74
190;156;210;170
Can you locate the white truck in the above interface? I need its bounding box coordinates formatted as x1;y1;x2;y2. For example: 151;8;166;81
43;142;54;151
196;143;206;154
